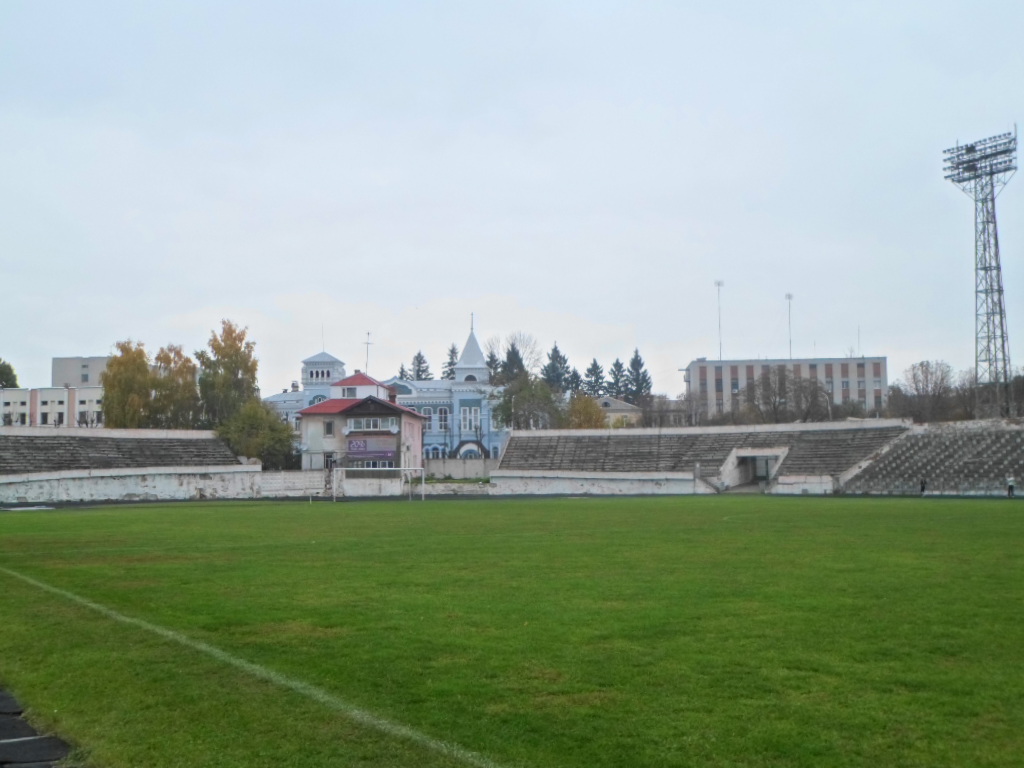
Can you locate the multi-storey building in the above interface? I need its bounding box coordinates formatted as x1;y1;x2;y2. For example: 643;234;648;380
51;356;110;388
384;330;510;459
0;386;105;427
297;372;424;471
263;352;347;430
683;356;889;420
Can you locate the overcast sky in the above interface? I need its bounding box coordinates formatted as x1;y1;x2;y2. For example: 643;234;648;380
2;1;1022;396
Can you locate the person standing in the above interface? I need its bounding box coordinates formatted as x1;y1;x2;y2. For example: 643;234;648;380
1009;475;1015;499
920;477;926;496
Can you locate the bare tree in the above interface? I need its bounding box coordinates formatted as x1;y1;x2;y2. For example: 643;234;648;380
891;360;956;423
752;365;790;423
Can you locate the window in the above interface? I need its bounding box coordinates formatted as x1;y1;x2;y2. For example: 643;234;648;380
324;420;334;437
349;416;398;431
461;407;480;431
41;413;49;425
421;407;433;430
857;380;865;390
825;379;834;391
58;400;64;405
873;379;882;390
310;395;327;405
841;380;850;390
730;378;739;394
41;400;48;406
341;387;357;398
79;400;86;405
325;452;336;469
57;412;64;425
438;408;449;430
81;373;89;383
18;414;26;425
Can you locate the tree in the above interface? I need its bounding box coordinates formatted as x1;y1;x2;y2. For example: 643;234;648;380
506;332;542;372
888;360;956;423
217;399;297;470
583;359;605;397
102;340;153;428
567;393;606;429
485;349;501;384
0;358;18;388
540;343;572;393
410;351;432;381
607;359;627;399
641;394;689;428
566;367;583;395
441;343;459;381
493;341;527;386
150;345;200;429
493;375;563;430
196;320;259;427
397;363;410;380
751;365;790;424
625;348;653;406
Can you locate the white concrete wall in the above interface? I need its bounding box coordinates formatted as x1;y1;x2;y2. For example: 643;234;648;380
0;465;260;505
424;457;500;480
489;470;700;495
260;470;329;497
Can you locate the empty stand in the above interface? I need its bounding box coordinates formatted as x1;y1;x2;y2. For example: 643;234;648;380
0;434;240;475
844;426;1024;495
499;425;909;483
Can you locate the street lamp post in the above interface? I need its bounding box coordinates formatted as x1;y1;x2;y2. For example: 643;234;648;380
715;280;724;360
785;293;794;359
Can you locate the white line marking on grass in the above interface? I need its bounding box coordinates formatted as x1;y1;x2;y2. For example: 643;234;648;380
0;566;510;768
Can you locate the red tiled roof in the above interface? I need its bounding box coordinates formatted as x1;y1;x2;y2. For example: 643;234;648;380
330;372;388;387
297;398;362;415
298;396;426;418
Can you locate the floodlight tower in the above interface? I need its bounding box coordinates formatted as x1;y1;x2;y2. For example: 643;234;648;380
944;129;1017;417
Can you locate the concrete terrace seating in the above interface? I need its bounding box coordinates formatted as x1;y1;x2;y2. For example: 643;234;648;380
0;434;240;476
844;423;1024;495
499;424;910;481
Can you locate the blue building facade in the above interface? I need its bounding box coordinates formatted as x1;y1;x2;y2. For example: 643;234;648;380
384;331;510;459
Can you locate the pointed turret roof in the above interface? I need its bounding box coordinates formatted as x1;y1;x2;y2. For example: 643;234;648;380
456;330;486;369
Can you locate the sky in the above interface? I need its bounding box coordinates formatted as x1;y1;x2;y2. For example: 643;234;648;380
2;1;1023;397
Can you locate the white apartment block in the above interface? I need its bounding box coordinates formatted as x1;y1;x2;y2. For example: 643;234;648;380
683;356;889;418
0;386;105;427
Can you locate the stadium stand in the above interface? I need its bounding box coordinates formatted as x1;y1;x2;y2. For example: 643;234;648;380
498;422;910;492
844;422;1024;495
0;433;239;475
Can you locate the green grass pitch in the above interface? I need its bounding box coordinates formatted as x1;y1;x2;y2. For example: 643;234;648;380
1;496;1023;767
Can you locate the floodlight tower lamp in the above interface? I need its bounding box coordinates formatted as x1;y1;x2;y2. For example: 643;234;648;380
943;126;1017;417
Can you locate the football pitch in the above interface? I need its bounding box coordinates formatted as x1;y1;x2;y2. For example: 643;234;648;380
1;496;1022;768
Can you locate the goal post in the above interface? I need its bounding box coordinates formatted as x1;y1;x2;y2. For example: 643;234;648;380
331;466;425;501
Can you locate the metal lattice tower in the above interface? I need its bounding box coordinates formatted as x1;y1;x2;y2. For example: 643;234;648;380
943;129;1017;418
